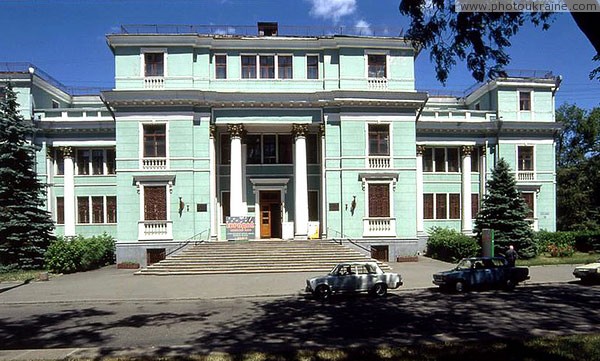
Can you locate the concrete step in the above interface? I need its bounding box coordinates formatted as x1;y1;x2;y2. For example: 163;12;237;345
136;239;391;275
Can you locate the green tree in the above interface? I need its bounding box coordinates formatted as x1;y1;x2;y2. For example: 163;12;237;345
556;104;600;230
0;84;55;270
399;1;600;83
474;158;536;258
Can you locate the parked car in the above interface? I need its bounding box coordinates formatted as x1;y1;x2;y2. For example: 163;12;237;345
306;261;402;300
433;257;530;293
573;260;600;283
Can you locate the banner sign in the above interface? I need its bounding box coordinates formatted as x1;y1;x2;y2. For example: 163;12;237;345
226;216;256;240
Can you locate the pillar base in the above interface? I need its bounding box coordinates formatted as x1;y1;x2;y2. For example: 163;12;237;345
294;234;308;240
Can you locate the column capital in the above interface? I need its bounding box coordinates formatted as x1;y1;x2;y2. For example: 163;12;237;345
60;146;73;158
461;145;474;157
46;146;54;160
209;125;217;139
292;123;309;138
416;145;426;156
227;123;245;139
319;122;325;138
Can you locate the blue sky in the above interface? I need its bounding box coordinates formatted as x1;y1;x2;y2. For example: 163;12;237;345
1;0;599;109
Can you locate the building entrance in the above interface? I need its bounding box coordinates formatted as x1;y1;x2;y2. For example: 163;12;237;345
259;190;282;238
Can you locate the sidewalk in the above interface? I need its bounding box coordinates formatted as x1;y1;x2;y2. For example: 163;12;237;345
0;257;581;304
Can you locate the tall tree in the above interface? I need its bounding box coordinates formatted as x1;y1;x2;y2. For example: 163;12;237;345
399;1;600;83
474;158;536;258
0;84;55;270
556;103;600;230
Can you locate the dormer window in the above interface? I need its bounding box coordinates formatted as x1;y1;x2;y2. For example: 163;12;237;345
145;53;164;77
519;91;531;111
368;54;387;78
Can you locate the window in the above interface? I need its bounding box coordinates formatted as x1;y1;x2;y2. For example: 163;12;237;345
424;147;461;173
519;91;531;111
221;191;230;221
474;102;481;110
145;53;164;77
435;194;447;220
368;184;390;218
54;149;64;175
470;147;480;172
52;100;60;109
521;192;535;219
215;55;227;79
107;196;117;223
518;146;534;171
241;55;257;79
308;191;319;221
144;186;167;221
368;124;389;156
425;193;461;219
278;56;292;79
471;193;480;218
56;197;64;224
244;134;297;164
424;194;434;219
220;134;231;165
143;124;166;158
106;149;116;174
92;196;104;223
77;197;90;224
259;55;275;79
307;55;319;79
368;54;386;78
449;194;460;219
77;150;90;175
76;196;116;224
74;148;115;176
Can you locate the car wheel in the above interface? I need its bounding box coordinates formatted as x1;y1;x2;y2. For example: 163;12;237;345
454;280;466;293
314;285;331;300
372;283;388;297
504;279;516;291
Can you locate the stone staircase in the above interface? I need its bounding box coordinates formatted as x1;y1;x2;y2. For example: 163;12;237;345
135;240;391;275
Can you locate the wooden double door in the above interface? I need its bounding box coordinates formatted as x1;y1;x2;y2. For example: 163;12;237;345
260;190;282;239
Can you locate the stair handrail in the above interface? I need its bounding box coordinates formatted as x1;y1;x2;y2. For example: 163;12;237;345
165;228;210;257
326;227;373;254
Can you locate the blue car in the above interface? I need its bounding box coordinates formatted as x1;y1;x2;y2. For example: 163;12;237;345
433;257;530;293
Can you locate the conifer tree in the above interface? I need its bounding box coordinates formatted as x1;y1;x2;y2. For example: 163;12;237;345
0;84;55;270
474;158;536;258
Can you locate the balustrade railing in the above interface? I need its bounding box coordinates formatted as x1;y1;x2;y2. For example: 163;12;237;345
368;78;388;90
142;158;167;170
139;220;173;239
368;156;391;169
144;77;164;89
363;217;396;236
516;171;535;181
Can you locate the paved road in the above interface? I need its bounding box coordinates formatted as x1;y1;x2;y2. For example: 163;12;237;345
0;259;595;359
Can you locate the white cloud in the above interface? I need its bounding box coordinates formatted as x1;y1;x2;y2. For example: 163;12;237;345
354;19;372;36
307;0;357;22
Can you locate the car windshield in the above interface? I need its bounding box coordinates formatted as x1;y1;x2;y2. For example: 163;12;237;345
455;259;473;270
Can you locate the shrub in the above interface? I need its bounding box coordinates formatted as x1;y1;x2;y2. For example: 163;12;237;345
426;227;481;263
572;230;600;252
45;233;116;273
534;231;576;258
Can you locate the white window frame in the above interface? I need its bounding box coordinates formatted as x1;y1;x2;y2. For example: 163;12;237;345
240;53;258;79
306;54;320;80
76;195;116;225
139;121;169;168
517;145;535;172
364;50;390;79
259;54;276;79
74;148;115;176
214;53;227;79
140;48;168;77
518;89;533;112
364;181;394;219
277;54;294;80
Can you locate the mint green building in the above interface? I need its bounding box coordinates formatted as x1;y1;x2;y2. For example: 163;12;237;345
1;23;561;266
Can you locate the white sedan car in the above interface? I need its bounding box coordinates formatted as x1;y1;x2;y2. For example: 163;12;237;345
305;261;402;300
573;259;600;283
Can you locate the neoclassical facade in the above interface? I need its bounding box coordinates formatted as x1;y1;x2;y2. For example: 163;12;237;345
1;23;561;265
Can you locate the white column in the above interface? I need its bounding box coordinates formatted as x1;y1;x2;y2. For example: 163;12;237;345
45;144;54;214
62;147;76;237
416;145;424;233
209;125;218;239
461;146;473;234
293;124;309;239
228;124;245;217
320;122;327;238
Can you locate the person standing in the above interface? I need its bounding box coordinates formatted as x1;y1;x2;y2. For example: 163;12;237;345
505;245;518;267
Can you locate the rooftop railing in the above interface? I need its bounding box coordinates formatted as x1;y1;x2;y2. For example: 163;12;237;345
117;24;404;37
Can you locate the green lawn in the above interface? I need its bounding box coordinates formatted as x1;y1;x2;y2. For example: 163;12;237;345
517;252;599;266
